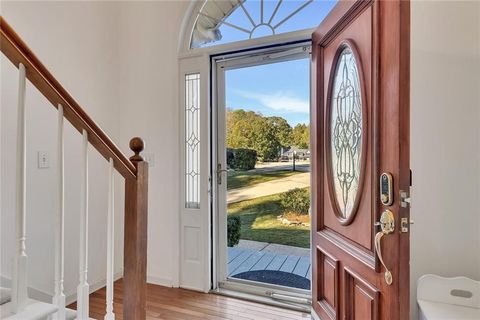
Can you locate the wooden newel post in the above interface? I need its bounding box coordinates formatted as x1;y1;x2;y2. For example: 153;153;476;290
123;137;148;320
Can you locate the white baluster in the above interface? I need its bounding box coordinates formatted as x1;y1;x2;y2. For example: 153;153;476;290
12;62;28;313
105;158;115;320
77;129;89;319
53;104;66;319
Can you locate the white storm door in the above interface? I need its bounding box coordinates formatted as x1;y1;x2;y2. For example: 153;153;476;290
214;60;228;285
179;55;211;292
213;44;311;287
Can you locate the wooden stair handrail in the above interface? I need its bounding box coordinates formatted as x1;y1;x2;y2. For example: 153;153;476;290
0;16;136;179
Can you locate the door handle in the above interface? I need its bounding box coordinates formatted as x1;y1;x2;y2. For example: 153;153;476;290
374;210;395;285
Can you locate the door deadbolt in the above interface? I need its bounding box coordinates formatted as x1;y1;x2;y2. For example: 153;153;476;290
377;209;395;234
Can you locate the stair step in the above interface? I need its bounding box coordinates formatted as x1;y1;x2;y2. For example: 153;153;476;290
65;308;97;320
65;307;77;320
0;287;12;305
0;299;58;320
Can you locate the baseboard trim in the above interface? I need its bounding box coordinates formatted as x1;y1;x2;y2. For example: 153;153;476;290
180;284;211;293
147;275;173;288
65;270;123;305
2;271;175;306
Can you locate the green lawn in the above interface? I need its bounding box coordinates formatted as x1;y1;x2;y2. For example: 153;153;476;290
227;170;302;190
228;192;310;248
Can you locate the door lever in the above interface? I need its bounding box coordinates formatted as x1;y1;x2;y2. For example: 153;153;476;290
374;210;395;285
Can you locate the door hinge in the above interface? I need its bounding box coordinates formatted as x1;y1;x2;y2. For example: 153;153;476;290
400;190;411;208
217;163;227;185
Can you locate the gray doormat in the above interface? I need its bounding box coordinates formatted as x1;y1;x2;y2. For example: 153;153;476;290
232;270;310;290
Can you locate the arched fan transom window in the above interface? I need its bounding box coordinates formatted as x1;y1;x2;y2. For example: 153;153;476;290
191;0;337;48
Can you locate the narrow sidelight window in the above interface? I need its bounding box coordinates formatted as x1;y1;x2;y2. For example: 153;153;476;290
185;73;201;208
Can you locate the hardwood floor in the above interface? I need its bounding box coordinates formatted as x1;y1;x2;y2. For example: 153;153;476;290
68;279;312;319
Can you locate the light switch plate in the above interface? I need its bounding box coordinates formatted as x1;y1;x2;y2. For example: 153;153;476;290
37;151;50;169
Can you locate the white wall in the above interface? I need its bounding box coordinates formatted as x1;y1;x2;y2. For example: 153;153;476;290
0;0;190;300
116;0;189;287
0;1;125;301
410;0;480;318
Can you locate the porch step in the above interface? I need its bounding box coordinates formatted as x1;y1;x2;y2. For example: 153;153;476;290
0;299;58;319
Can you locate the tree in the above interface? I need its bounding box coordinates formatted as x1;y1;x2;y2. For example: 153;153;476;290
226;109;260;148
226;109;283;162
292;123;310;149
266;116;292;148
254;117;281;161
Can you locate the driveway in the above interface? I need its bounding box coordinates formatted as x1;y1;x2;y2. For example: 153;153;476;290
227;171;310;203
253;161;310;173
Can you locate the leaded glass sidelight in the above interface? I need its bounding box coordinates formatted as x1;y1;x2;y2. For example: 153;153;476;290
185;73;201;209
330;45;363;219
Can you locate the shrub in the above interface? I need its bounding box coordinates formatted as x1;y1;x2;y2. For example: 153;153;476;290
226;148;235;168
227;216;241;247
280;188;310;215
231;148;257;170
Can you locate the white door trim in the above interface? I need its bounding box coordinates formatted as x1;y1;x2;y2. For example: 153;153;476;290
177;26;315;294
178;54;211;292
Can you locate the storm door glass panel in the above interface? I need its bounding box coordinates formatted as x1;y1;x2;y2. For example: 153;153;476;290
185;73;201;209
330;46;362;219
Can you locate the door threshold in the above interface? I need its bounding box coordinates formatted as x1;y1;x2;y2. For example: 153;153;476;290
211;281;312;313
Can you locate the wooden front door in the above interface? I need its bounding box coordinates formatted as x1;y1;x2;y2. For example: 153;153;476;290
311;1;410;319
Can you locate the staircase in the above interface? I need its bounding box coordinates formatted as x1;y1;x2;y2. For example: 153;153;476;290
0;17;149;320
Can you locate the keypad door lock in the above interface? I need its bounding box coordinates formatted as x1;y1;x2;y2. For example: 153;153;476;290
380;173;393;206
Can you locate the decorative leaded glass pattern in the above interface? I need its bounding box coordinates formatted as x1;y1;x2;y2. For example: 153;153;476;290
185;73;201;209
330;46;362;219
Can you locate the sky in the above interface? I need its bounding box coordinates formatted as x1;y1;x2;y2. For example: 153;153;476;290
220;0;337;127
226;58;310;127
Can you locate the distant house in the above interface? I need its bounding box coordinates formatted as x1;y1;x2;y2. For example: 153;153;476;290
280;147;310;161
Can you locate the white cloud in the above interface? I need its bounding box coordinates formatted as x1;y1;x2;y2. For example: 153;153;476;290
235;90;310;114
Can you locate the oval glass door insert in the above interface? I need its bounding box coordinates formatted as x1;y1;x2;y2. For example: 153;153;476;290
330;45;363;220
